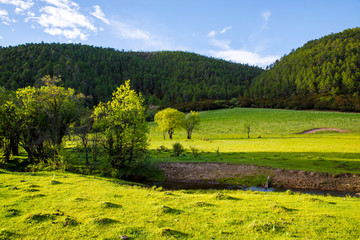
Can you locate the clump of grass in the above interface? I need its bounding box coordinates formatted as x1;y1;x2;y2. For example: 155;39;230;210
74;197;86;201
159;228;188;238
23;188;40;192
22;194;46;199
157;205;182;215
101;201;121;208
50;180;61;185
214;193;238;200
157;145;168;152
26;213;54;223
151;185;163;191
0;229;19;239
270;203;294;213
92;217;117;225
189;146;201;158
248;220;285;233
64;216;79;226
192;201;214;207
4;208;21;217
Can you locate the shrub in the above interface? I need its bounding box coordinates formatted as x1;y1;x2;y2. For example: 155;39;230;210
172;142;185;157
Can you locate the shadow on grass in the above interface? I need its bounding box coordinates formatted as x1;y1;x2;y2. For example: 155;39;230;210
151;150;360;174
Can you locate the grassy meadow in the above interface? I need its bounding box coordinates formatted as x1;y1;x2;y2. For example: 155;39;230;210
149;108;360;174
1;169;360;239
1;107;360;239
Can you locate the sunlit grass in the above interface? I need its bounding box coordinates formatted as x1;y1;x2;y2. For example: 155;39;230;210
149;108;360;174
1;170;360;239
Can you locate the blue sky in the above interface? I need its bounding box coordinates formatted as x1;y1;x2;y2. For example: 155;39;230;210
0;0;359;67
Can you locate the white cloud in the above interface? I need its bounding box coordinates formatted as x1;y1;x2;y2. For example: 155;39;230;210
207;30;216;37
31;0;97;40
44;26;87;40
207;25;232;37
207;25;232;50
261;10;271;29
0;8;15;24
220;25;232;34
209;49;279;67
40;0;78;10
0;35;3;39
209;38;231;50
0;0;34;14
90;5;109;24
0;8;8;16
1;0;108;41
113;21;150;41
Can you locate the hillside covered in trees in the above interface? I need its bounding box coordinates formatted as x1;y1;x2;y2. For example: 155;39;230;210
249;27;360;111
0;43;262;106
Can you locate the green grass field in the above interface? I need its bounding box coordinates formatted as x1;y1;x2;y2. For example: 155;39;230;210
1;169;360;239
149;108;360;174
1;107;360;239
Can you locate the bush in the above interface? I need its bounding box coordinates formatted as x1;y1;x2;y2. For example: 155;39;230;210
172;142;185;157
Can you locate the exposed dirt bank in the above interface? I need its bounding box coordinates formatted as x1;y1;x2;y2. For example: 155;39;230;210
159;162;360;193
298;128;349;134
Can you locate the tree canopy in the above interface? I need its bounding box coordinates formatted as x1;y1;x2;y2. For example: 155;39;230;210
92;80;148;169
0;43;262;107
249;27;360;111
183;111;200;139
154;108;185;140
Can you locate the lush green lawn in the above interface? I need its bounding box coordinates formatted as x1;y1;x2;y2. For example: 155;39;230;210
149;108;360;174
1;169;360;239
1;108;360;239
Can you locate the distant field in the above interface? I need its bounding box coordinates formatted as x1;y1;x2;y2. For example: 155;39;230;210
149;108;360;174
1;170;360;239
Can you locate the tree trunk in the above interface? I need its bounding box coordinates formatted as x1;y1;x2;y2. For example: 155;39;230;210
85;146;89;165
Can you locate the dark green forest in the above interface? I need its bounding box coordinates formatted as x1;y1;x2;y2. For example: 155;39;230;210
0;43;262;107
249;27;360;111
1;27;360;112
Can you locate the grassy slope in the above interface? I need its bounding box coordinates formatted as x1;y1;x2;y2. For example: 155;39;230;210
149;108;360;174
1;169;360;239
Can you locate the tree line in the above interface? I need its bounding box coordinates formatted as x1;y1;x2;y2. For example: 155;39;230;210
0;77;202;176
0;43;262;107
0;77;148;174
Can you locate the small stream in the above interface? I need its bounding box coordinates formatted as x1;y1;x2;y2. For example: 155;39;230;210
140;180;357;197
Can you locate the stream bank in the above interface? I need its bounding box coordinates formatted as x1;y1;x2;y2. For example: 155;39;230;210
158;162;360;193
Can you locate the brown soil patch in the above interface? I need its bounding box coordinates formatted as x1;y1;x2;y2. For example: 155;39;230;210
159;162;360;192
298;128;349;134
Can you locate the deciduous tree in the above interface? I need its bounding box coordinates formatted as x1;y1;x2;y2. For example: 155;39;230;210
183;111;200;139
92;80;148;169
154;108;185;140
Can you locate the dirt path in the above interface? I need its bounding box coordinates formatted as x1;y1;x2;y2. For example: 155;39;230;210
159;162;360;192
298;128;349;134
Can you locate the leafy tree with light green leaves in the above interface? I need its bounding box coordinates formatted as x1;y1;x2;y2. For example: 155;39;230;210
0;97;20;162
183;111;200;139
15;76;84;164
92;80;148;170
154;108;185;140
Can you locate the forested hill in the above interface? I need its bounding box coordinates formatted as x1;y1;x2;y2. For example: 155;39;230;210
0;43;262;106
248;27;360;111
